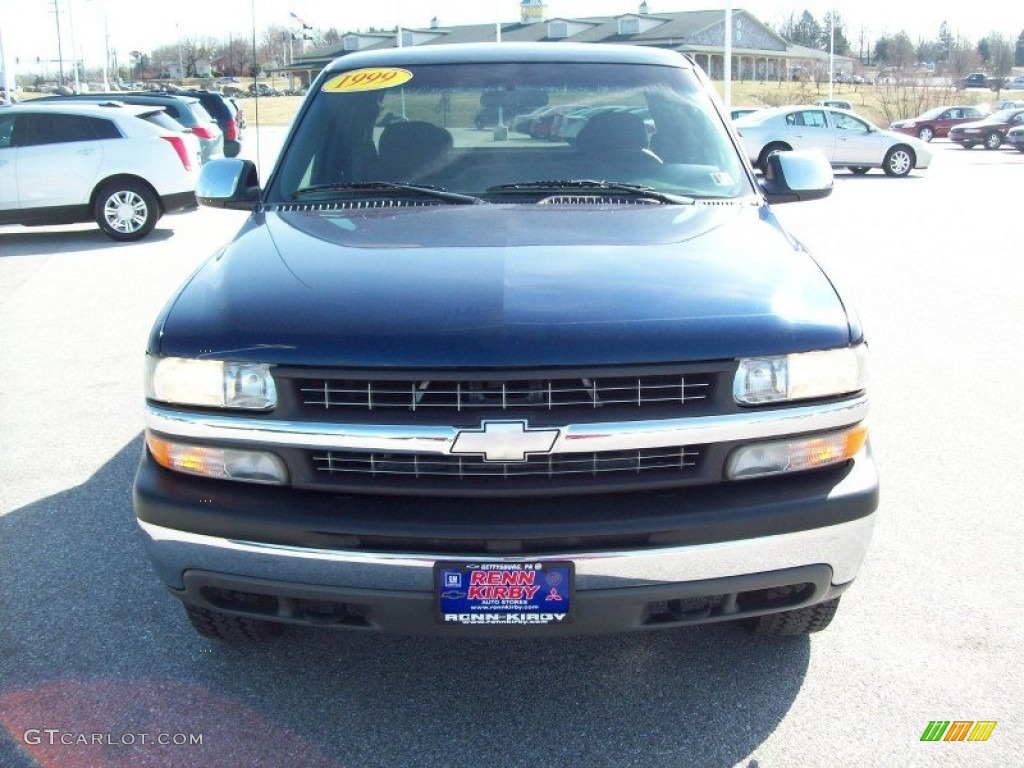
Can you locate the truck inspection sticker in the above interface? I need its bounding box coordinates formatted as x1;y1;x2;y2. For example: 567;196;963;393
322;68;414;93
436;562;573;625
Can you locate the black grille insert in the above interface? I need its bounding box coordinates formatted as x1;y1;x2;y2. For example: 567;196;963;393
311;446;699;480
298;374;711;413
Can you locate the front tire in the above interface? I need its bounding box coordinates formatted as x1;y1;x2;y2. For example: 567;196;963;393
744;598;841;636
93;179;160;241
883;146;914;177
917;126;934;142
184;604;285;642
984;131;1002;150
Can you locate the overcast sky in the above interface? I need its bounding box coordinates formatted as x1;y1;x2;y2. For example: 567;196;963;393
1;0;1021;75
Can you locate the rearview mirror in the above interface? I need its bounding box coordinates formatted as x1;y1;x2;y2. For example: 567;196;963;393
196;159;261;211
759;150;833;204
479;89;549;110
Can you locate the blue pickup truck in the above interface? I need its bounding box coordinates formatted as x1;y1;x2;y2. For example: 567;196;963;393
134;42;877;641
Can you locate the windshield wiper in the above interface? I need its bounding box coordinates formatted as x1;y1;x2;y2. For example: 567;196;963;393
293;181;486;205
487;180;694;205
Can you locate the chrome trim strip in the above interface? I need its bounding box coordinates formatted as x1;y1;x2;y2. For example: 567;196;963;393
138;513;876;591
146;395;867;456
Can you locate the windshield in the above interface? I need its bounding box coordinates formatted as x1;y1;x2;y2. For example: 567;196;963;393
268;61;748;203
986;109;1021;122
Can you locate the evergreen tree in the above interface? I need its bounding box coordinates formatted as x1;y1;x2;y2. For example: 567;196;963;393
937;22;953;63
1016;30;1024;67
818;12;850;55
977;37;991;66
793;11;823;48
874;36;891;64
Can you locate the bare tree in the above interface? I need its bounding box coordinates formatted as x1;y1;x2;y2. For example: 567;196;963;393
987;32;1015;79
948;34;980;79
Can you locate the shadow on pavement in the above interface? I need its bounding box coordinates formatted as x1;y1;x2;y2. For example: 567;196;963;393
0;436;811;768
0;227;176;257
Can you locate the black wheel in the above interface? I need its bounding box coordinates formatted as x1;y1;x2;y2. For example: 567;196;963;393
1016;146;1024;153
883;146;914;177
983;131;1002;150
744;597;841;636
184;604;285;642
93;179;160;241
849;167;870;175
756;142;790;174
917;126;934;142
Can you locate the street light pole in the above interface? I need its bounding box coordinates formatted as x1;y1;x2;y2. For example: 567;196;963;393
177;23;184;80
1;29;14;103
50;0;66;84
723;3;732;108
828;10;835;100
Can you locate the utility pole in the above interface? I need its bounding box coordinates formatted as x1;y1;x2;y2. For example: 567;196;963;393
68;0;80;92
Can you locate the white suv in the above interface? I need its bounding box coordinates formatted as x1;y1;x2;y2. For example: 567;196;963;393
0;102;198;240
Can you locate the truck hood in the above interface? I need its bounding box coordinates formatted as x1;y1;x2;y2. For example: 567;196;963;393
155;203;854;367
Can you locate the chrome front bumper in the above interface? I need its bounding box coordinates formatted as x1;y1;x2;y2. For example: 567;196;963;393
138;511;876;594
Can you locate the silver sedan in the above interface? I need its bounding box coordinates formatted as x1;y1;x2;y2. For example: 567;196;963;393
734;105;932;177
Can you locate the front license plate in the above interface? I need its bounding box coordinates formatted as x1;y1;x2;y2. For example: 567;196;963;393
435;561;573;626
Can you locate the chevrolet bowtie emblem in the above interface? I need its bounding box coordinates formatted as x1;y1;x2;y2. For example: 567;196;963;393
450;421;561;463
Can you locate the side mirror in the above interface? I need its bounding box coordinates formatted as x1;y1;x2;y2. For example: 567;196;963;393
196;158;261;210
759;150;833;204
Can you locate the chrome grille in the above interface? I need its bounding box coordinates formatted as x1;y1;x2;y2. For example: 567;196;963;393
311;446;699;480
298;374;711;413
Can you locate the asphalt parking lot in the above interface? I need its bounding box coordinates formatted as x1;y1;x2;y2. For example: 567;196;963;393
1;138;1022;768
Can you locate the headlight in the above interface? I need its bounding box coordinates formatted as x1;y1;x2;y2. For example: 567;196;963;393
146;356;277;410
733;345;867;405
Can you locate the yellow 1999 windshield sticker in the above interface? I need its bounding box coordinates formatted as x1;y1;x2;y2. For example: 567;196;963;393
322;68;413;93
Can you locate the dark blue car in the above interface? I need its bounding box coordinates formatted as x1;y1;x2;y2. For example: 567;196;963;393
134;42;877;642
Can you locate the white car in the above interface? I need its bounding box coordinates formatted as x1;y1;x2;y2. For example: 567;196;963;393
734;105;932;177
0;102;198;240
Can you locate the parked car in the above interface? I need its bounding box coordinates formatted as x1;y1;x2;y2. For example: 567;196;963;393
33;91;224;163
889;105;988;141
1005;76;1024;91
734;105;931;176
163;89;243;158
526;104;587;138
947;108;1024;150
0;102;197;240
816;99;853;111
229;97;246;132
136;43;877;643
1005;124;1024;152
730;107;760;121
